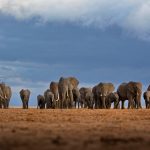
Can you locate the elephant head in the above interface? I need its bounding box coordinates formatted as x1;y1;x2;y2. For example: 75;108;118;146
44;89;54;109
37;95;45;109
20;89;31;109
143;91;150;109
106;92;119;109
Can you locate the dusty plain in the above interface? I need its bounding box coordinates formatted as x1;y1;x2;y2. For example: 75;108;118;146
0;109;150;150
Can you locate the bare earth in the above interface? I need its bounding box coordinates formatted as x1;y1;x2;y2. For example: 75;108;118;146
0;109;150;150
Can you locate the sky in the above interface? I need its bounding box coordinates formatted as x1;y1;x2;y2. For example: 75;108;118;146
0;0;150;106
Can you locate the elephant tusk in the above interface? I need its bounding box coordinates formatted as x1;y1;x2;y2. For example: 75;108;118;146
55;99;59;102
55;94;59;102
4;94;7;99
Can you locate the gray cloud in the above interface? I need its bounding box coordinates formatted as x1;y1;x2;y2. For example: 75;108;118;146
0;0;150;40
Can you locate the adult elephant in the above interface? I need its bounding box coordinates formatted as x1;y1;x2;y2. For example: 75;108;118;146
79;87;94;109
117;82;142;109
93;83;115;109
37;95;45;109
0;83;12;109
143;91;150;109
50;81;59;108
44;89;54;109
58;76;79;109
105;92;120;109
20;89;31;109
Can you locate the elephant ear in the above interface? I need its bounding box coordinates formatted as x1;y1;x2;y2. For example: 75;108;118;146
127;82;136;94
27;90;31;96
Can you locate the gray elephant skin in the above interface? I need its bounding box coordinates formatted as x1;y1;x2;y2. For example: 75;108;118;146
58;77;79;109
143;91;150;109
50;81;59;108
72;87;80;108
37;95;45;109
20;89;31;109
105;92;120;109
79;87;94;109
44;89;54;109
93;83;115;109
0;83;12;109
117;82;142;109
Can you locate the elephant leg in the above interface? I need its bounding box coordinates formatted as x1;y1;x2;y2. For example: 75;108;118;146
101;96;106;109
27;101;28;109
78;99;80;109
0;101;2;108
114;101;118;109
136;100;141;109
99;98;103;109
7;100;10;108
3;101;7;109
121;100;125;109
80;101;83;108
128;97;134;109
117;102;120;109
68;90;73;109
148;102;150;109
22;101;26;109
74;100;76;108
145;100;149;109
139;101;142;109
95;98;98;109
60;93;64;109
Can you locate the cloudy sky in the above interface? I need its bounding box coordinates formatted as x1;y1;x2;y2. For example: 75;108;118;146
0;0;150;106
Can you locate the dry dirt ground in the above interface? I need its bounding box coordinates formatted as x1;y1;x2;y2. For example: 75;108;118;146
0;109;150;150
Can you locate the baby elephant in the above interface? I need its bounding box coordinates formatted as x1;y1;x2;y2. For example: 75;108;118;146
143;91;150;109
20;89;31;109
37;95;45;109
106;92;120;109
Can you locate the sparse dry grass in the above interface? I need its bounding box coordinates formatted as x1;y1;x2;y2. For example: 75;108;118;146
0;109;150;150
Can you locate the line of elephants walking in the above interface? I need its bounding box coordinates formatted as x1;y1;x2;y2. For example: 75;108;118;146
0;77;150;109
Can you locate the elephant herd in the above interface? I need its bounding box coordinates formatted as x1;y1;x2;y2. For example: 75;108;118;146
0;77;150;109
